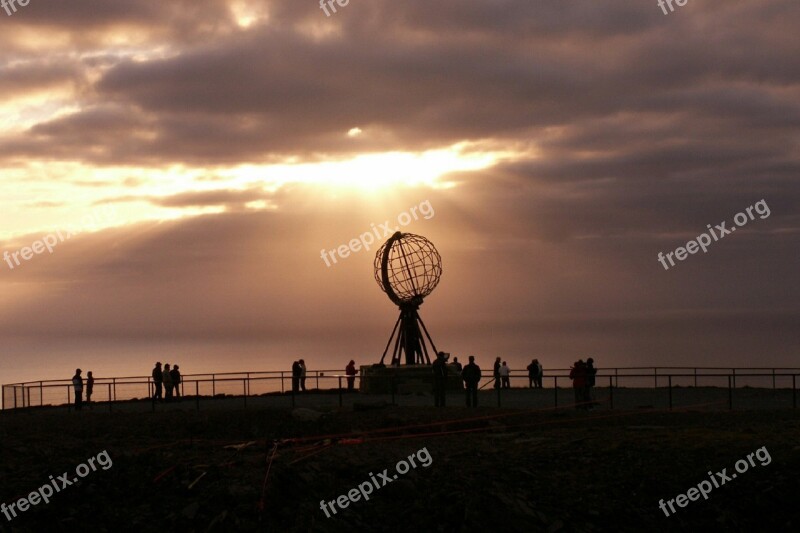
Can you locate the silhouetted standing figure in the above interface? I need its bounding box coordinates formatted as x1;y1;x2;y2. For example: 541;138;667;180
291;361;301;393
585;358;597;407
569;360;587;409
535;359;543;388
85;371;94;407
170;364;181;398
493;357;501;389
163;363;173;401
346;360;357;391
527;359;537;388
500;361;511;388
299;359;307;391
452;357;463;389
462;356;481;407
432;351;448;407
72;369;83;411
152;362;163;401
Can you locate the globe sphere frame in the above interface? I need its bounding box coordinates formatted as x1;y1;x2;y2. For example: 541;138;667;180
374;231;443;365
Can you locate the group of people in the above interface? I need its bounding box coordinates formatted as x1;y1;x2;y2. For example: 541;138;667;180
151;362;182;402
71;369;94;410
69;357;599;410
492;358;513;388
568;358;597;409
491;358;545;389
290;359;360;393
527;359;543;388
430;352;481;408
440;355;603;408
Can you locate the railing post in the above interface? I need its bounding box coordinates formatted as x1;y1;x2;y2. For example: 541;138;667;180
108;383;113;412
212;374;216;397
243;378;247;408
554;376;558;407
40;381;43;407
772;369;776;390
615;368;618;388
281;372;285;394
195;381;200;412
668;375;672;410
732;368;736;390
728;375;733;410
246;373;250;397
26;386;31;408
338;376;342;407
316;371;320;390
113;378;117;401
609;375;613;409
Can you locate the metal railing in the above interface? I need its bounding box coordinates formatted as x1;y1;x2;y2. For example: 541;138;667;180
3;367;799;412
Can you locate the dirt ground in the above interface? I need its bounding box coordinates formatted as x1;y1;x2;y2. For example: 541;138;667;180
1;403;799;532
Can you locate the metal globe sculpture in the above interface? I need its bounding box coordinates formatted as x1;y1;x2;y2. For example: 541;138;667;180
374;232;442;306
374;231;443;365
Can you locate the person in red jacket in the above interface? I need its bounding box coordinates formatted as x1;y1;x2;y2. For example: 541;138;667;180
569;360;587;409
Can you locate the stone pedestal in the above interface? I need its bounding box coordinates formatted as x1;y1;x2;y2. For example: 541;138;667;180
359;364;462;394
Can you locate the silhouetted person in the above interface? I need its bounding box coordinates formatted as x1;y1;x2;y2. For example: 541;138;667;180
569;360;587;409
500;361;511;388
85;371;94;407
462;356;481;407
534;359;543;388
299;359;307;391
585;358;597;407
346;360;357;391
493;357;501;389
452;357;463;389
291;361;301;393
170;364;181;398
527;359;536;388
432;351;448;407
152;362;163;401
163;363;173;401
72;369;83;411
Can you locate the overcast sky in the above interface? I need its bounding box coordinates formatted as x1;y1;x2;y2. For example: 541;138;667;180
1;0;799;384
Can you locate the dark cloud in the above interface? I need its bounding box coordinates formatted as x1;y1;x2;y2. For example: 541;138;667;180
1;0;797;166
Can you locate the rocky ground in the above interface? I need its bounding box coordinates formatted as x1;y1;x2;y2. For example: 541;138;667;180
0;401;798;532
